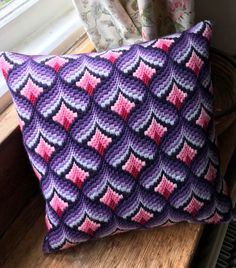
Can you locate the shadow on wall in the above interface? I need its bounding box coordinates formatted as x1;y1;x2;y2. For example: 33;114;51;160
195;0;236;57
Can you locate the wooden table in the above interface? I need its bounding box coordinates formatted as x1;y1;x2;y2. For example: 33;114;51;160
1;193;203;268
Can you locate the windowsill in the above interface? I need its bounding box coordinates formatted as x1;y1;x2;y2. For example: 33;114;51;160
0;0;85;112
0;37;95;145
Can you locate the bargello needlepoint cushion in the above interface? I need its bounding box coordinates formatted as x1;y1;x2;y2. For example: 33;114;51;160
0;20;235;253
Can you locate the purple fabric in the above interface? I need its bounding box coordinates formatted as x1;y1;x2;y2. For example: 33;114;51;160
0;21;234;253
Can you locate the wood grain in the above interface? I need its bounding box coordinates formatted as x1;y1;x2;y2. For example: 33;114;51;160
2;196;203;268
0;128;38;237
66;35;95;55
0;104;18;145
0;194;44;266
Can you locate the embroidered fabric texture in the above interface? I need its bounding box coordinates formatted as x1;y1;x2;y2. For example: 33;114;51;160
73;0;195;50
0;21;234;253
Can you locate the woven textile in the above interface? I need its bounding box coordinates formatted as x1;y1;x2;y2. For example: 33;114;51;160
0;21;234;253
73;0;195;50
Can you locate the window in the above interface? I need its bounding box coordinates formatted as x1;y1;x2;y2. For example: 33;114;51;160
0;0;85;113
0;0;13;10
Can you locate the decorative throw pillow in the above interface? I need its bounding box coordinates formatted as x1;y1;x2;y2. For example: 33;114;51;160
1;21;235;253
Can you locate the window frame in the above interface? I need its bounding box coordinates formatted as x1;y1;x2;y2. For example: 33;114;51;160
0;0;85;113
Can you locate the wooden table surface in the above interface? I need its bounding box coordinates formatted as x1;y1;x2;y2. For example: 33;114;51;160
1;193;203;268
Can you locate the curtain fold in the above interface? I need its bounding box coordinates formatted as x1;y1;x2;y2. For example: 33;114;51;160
73;0;195;51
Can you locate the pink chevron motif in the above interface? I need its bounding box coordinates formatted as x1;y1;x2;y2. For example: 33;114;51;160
144;118;167;144
186;51;203;76
20;78;44;105
32;166;42;181
133;61;156;85
153;39;174;53
52;102;77;130
35;136;55;162
196;107;210;129
76;70;101;95
177;142;197;166
184;197;204;216
61;241;74;250
204;163;217;183
111;93;135;120
101;50;122;64
207;212;223;224
155;175;177;199
87;128;112;155
203;24;212;41
122;153;146;178
45;56;68;72
132;207;154;224
18;117;25;131
166;83;187;110
100;187;123;210
78;216;101;235
66;162;89;188
50;192;68;217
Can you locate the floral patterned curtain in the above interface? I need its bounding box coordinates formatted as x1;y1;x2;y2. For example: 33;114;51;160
73;0;195;51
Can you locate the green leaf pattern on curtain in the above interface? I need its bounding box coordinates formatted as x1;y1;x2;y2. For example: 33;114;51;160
73;0;194;51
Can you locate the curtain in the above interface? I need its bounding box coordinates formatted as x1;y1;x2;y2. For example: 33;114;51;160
73;0;195;51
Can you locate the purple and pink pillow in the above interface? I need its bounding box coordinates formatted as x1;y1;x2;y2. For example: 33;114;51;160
0;20;235;253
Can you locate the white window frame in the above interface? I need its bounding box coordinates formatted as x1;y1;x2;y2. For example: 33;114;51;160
0;0;85;113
